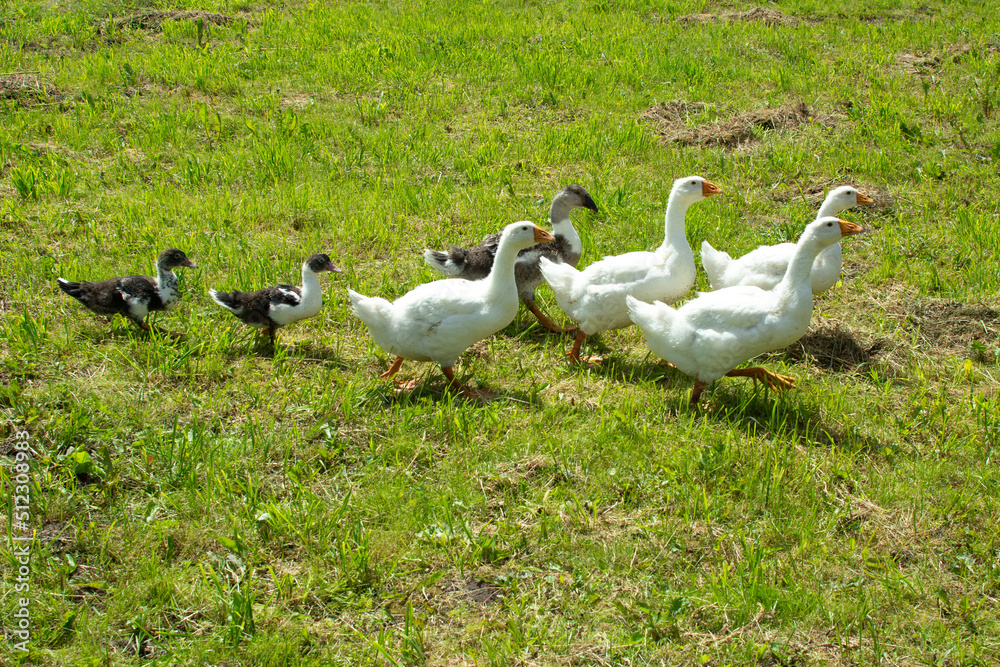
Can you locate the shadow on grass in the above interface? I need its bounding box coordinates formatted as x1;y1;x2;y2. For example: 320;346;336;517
287;343;350;368
220;338;349;368
506;310;579;341
606;359;890;454
80;322;188;345
766;321;909;383
696;384;889;454
371;371;544;408
573;353;682;385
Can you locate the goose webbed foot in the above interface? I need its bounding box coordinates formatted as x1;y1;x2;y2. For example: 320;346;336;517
392;378;419;394
725;366;797;391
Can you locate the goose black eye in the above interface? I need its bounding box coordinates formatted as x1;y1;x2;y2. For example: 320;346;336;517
826;222;833;226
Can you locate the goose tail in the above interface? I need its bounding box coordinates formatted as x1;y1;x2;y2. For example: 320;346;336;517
538;256;578;297
625;295;676;331
347;289;394;326
423;245;467;276
208;289;240;312
700;241;732;291
57;278;84;301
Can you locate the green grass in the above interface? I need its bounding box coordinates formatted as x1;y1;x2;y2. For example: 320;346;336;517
2;0;1000;663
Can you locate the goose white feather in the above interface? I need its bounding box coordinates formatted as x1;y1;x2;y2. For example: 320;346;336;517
539;176;721;362
701;186;873;293
421;184;598;332
628;216;864;404
349;222;554;396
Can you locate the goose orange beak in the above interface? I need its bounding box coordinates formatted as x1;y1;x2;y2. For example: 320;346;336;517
533;226;555;242
702;180;722;197
857;192;875;205
838;219;864;236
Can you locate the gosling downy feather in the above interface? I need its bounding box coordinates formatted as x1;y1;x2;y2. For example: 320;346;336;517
57;248;197;334
209;253;342;346
701;185;873;293
422;184;598;332
350;221;555;397
628;216;864;405
539;176;721;363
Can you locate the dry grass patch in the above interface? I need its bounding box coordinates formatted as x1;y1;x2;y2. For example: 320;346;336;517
429;575;504;609
897;52;945;76
678;7;802;26
896;299;1000;358
106;10;245;33
643;101;836;149
0;73;59;103
280;94;317;111
896;43;986;76
484;454;569;500
784;318;904;376
38;521;77;553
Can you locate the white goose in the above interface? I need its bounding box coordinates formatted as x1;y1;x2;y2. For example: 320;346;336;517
627;216;864;405
538;176;722;363
348;222;554;397
701;185;873;293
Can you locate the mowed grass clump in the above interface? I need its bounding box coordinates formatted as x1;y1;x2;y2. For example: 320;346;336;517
2;0;1000;663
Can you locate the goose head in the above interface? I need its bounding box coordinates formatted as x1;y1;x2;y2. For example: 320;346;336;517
158;248;198;270
305;253;343;274
804;216;864;252
551;184;599;218
669;176;723;205
501;221;555;251
819;186;875;216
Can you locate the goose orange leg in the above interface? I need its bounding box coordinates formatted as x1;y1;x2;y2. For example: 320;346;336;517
379;356;405;380
527;302;577;334
725;366;797;391
566;329;586;363
690;381;708;405
566;329;602;364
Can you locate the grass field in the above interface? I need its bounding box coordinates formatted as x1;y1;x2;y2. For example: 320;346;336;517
2;0;1000;664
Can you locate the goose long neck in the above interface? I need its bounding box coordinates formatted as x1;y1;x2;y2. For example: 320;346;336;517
777;234;823;297
816;197;842;220
486;236;520;299
814;200;844;263
658;193;693;254
550;197;580;249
